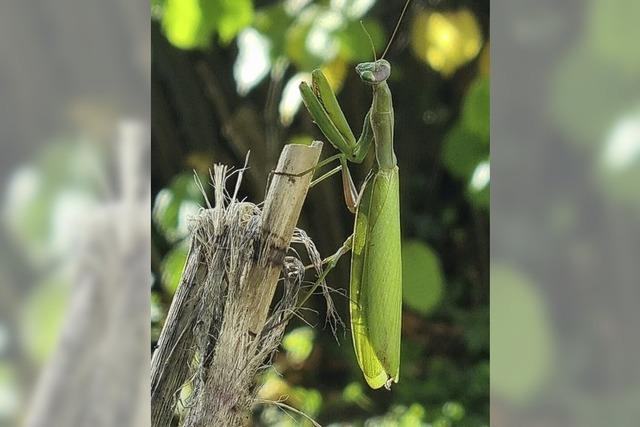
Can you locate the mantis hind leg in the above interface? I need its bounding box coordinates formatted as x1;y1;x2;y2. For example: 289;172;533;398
297;235;353;309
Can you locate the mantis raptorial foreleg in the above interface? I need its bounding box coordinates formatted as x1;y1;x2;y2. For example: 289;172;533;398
272;153;359;212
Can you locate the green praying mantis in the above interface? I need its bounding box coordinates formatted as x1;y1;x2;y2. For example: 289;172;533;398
292;2;412;390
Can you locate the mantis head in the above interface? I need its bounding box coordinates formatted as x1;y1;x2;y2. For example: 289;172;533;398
355;59;391;85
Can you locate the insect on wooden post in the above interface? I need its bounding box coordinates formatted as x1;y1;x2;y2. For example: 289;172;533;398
292;0;413;390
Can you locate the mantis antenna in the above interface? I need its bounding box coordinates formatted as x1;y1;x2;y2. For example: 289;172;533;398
381;0;412;60
359;20;377;62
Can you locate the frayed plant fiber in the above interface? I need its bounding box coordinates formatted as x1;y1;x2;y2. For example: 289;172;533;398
152;155;337;427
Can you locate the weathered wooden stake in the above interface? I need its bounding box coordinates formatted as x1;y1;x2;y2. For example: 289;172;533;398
151;142;322;427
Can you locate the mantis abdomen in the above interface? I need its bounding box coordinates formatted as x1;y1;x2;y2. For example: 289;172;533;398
350;167;402;389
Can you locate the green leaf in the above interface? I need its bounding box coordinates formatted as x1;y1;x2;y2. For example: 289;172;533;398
402;240;444;315
152;173;204;242
161;0;254;49
461;77;490;141
442;124;487;180
286;20;324;71
161;0;210;49
282;326;315;364
285;6;343;71
442;401;466;421
160;241;189;294
208;0;254;45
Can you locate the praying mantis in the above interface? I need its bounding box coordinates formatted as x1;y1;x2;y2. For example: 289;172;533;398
294;2;411;390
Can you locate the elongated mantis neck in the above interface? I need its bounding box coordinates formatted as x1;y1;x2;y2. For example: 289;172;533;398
371;81;397;171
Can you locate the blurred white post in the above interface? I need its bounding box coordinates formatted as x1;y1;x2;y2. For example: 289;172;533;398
24;122;150;427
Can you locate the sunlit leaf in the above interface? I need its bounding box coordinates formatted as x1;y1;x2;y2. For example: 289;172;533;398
290;386;323;422
306;10;343;62
491;265;553;402
161;241;189;294
257;369;291;402
282;326;315;364
467;160;490;210
286;6;344;70
402;403;427;423
161;0;254;49
402;240;444;315
152;173;204;242
442;401;465;421
410;8;483;77
279;72;310;125
286;20;323;71
331;0;376;20
283;0;313;16
342;382;372;409
161;0;209;49
210;0;254;44
234;28;271;95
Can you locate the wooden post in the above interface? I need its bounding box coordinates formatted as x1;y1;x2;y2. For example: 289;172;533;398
248;141;323;333
151;142;323;427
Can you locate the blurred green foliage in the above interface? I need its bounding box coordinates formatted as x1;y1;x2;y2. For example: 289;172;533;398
402;240;443;315
491;265;552;403
152;0;489;425
3;140;108;367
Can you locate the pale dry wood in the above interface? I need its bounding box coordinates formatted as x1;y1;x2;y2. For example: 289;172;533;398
151;142;322;427
248;141;323;333
150;243;207;427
